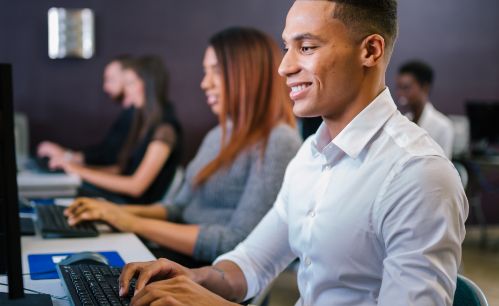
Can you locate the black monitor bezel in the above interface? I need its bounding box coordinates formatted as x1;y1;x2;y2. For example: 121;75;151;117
0;63;24;299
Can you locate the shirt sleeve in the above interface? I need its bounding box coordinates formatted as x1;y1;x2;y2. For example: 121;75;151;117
214;208;296;301
193;129;302;262
375;156;468;306
152;123;177;148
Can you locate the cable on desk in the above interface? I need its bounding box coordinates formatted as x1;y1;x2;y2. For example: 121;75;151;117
22;270;56;276
0;282;68;300
2;270;57;276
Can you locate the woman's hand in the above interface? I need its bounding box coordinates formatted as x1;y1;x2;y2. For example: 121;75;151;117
64;197;138;232
48;156;76;172
37;141;65;159
37;141;75;171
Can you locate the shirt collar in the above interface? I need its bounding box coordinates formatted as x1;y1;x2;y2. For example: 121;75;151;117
417;102;433;128
311;87;397;160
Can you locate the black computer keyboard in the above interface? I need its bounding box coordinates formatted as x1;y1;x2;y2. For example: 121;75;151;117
33;156;65;173
36;205;99;238
57;263;135;306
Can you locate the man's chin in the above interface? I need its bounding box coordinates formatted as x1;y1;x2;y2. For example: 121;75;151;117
292;103;320;118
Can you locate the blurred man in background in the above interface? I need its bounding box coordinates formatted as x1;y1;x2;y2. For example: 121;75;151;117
397;60;454;158
38;55;135;167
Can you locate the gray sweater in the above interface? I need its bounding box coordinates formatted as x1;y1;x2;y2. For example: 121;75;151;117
163;123;302;262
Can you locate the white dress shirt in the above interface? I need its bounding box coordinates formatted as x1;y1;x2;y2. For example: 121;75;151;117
215;88;468;306
406;103;454;158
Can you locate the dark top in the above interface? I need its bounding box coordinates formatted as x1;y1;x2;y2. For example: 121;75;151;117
78;104;182;204
121;105;182;204
82;106;135;165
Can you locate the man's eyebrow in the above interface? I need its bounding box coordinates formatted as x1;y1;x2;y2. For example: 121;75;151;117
283;32;325;43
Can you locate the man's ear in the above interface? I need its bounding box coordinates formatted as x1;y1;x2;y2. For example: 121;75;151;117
360;34;385;67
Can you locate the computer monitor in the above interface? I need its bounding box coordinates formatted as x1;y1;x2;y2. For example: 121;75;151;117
0;63;51;304
466;100;499;154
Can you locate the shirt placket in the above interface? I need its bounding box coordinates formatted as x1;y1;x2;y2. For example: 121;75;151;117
302;149;337;306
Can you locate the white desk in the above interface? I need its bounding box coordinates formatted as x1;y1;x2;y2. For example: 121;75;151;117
1;232;155;305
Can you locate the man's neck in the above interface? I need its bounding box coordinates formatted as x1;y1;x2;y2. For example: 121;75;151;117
323;76;386;140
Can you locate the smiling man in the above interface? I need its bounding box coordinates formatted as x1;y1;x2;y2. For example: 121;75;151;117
397;60;454;158
119;1;468;305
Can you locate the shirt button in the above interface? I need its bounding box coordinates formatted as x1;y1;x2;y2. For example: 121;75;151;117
308;210;316;218
304;257;311;266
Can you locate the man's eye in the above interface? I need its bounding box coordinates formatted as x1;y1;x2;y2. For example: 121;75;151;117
301;46;316;53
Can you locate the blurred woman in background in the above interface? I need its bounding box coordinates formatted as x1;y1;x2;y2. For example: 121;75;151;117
65;27;302;267
54;56;182;204
38;55;136;167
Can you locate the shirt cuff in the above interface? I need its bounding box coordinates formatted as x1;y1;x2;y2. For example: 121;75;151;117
162;203;182;222
214;244;260;302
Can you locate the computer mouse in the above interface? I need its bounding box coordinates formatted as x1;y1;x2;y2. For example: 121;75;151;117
58;251;109;266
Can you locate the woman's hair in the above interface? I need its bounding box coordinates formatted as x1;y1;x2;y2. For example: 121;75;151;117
117;55;174;170
194;27;296;185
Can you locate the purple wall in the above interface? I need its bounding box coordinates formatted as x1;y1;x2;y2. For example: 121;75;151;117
0;0;292;163
1;1;498;220
388;0;499;114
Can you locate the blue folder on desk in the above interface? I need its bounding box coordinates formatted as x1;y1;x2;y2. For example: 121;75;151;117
27;251;125;280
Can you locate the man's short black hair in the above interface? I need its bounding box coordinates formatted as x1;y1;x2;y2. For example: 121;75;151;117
327;0;398;53
399;60;434;86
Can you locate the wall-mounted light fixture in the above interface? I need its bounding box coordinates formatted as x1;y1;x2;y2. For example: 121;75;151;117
48;8;95;59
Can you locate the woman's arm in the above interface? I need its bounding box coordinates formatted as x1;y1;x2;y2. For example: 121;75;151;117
85;165;121;174
65;198;196;255
130;218;200;256
122;203;168;219
63;140;171;197
66;198;168;221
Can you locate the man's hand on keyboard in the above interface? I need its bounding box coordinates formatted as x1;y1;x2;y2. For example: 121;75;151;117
130;275;238;306
119;258;195;297
64;197;138;232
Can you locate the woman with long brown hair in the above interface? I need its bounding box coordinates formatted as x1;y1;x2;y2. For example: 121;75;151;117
64;27;302;266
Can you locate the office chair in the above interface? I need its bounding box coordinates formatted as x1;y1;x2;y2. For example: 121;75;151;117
453;274;489;306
